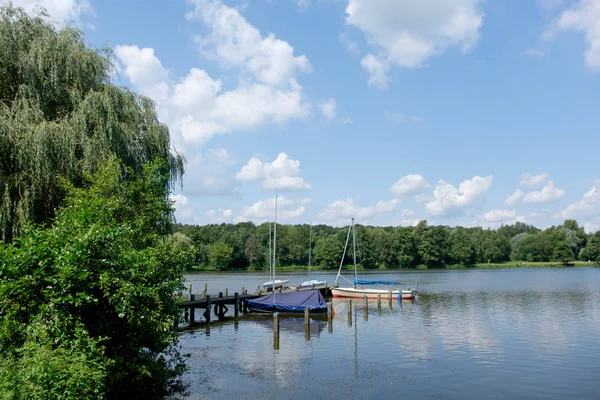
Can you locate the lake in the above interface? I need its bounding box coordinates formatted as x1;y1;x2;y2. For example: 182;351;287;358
180;268;600;399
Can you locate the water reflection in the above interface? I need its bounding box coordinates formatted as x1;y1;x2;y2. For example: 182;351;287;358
182;268;600;400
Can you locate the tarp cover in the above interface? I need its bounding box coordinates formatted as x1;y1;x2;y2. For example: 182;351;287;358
246;290;327;313
354;279;399;285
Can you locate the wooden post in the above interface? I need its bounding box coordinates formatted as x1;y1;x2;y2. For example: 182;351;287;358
347;300;352;327
363;294;369;321
241;286;245;297
203;283;207;300
218;292;224;317
243;299;248;313
389;290;393;310
189;294;196;324
296;285;300;291
205;295;211;323
377;293;382;315
189;284;192;299
327;303;333;334
273;312;280;350
225;288;228;297
234;292;239;318
304;308;311;340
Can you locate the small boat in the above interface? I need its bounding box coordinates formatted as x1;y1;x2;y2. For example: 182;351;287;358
246;290;328;314
300;224;327;289
262;279;290;291
332;218;417;300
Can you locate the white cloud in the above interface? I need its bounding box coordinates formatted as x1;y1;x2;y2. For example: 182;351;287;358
560;186;600;219
236;196;307;223
206;207;233;223
170;194;195;222
317;197;398;224
480;209;525;228
6;0;94;25
340;32;359;54
391;174;431;196
384;111;423;123
520;172;549;188
236;153;312;190
115;0;312;147
187;0;311;86
425;175;492;216
360;53;390;88
319;98;336;120
399;209;421;227
505;189;525;206
183;149;240;197
347;0;483;85
522;180;566;204
556;0;600;70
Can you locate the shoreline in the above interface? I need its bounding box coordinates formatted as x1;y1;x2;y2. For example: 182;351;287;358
186;261;597;273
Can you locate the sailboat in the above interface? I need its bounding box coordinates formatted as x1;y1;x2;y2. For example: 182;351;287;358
331;218;418;300
247;190;328;314
300;224;327;289
261;194;290;292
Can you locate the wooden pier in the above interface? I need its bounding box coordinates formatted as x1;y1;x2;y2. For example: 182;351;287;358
179;285;332;324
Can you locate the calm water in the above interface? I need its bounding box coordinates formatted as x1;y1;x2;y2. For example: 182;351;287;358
180;268;600;399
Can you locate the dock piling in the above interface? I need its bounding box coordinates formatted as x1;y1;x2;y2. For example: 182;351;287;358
377;293;382;315
204;295;212;323
304;308;311;340
363;294;369;321
234;292;239;318
273;312;280;350
189;294;196;324
225;288;228;297
327;303;333;333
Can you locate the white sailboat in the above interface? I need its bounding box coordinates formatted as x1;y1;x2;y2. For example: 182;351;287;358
262;189;289;291
300;224;327;289
331;218;417;300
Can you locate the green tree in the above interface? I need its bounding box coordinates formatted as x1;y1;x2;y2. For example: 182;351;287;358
414;222;450;266
314;235;344;269
208;241;234;270
580;232;600;263
0;159;186;398
450;227;475;265
553;240;574;265
0;5;184;242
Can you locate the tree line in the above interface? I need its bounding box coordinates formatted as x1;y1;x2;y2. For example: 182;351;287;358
174;219;600;270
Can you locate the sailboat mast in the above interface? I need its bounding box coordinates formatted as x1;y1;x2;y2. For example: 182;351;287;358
269;223;272;287
352;217;357;289
273;188;278;301
308;224;312;275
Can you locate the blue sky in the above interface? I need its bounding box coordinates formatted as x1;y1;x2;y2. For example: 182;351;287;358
8;0;600;231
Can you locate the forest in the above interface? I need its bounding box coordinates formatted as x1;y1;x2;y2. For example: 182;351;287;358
174;220;600;270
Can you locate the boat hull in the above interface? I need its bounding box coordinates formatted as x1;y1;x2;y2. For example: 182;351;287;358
262;279;290;290
331;287;417;300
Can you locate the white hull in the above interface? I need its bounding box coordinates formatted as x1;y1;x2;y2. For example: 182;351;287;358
262;279;290;290
299;280;327;289
332;287;417;300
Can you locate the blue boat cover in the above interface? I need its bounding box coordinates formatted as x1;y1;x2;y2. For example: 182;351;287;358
354;279;399;285
245;290;327;313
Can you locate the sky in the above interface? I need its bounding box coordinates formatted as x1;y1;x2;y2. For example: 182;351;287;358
6;0;600;232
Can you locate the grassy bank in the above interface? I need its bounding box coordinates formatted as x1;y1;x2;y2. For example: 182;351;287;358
187;261;597;273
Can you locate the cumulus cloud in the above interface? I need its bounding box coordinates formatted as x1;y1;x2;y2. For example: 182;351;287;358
235;196;308;223
115;0;311;147
399;209;421;227
346;0;484;86
186;0;311;86
560;186;600;219
236;153;312;190
555;0;600;71
520;172;549;188
5;0;94;25
319;98;336;120
183;149;240;197
522;180;566;204
205;208;233;223
391;174;431;196
317;197;399;225
170;194;195;222
505;189;525;206
480;209;525;228
425;175;492;216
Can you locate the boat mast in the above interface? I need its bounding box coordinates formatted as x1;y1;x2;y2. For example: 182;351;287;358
269;223;272;287
334;224;352;286
273;188;278;302
352;217;357;289
308;223;312;276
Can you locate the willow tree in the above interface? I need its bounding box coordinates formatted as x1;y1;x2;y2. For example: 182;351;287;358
0;5;184;242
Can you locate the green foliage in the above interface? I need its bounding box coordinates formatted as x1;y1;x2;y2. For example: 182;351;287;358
450;227;475;265
208;242;234;270
553;240;574;265
0;159;186;399
580;232;600;263
314;235;345;268
0;4;184;242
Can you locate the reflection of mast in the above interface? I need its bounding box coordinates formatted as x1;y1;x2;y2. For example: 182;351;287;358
353;303;358;379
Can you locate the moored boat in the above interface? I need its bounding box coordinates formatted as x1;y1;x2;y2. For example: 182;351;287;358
246;290;328;314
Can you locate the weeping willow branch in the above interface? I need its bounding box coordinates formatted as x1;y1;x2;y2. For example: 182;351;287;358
0;4;185;242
